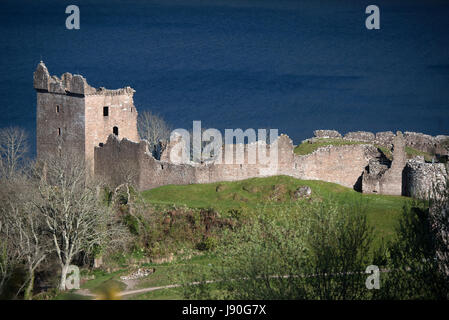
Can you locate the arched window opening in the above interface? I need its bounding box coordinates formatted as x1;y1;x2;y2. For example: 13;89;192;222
99;143;104;147
113;126;119;136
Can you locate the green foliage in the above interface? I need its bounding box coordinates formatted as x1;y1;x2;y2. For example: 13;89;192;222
196;236;218;252
123;214;140;236
182;199;375;300
141;176;411;249
294;138;364;156
405;146;434;162
293;138;434;162
119;204;234;260
381;201;449;299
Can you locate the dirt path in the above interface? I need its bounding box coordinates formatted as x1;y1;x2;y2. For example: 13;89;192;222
75;280;216;299
75;283;182;298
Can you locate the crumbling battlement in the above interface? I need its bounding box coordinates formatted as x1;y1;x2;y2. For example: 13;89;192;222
313;129;449;156
294;144;379;190
34;61;135;96
405;159;448;199
95;133;380;191
36;64;448;198
362;131;407;196
344;131;375;142
34;62;139;172
313;130;342;139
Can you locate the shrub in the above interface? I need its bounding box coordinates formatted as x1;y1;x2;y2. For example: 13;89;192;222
183;199;375;300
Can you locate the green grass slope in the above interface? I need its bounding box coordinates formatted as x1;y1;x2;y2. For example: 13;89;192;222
142;175;412;246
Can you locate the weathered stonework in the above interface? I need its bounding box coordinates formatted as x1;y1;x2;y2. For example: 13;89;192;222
36;65;448;198
374;131;395;147
313;130;342;139
294;144;379;190
34;62;139;172
362;131;407;195
343;131;375;142
94;133;378;192
405;159;448;199
314;129;449;156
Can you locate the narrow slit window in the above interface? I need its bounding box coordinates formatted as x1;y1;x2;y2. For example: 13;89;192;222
58;128;61;136
113;126;118;136
56;105;60;113
103;106;109;116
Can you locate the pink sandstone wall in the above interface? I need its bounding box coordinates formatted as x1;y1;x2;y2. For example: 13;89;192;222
94;134;379;192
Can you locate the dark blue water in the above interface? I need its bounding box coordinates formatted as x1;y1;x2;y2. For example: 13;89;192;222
1;0;449;155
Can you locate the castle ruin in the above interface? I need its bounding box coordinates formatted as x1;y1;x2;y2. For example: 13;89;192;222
34;63;448;198
33;61;139;173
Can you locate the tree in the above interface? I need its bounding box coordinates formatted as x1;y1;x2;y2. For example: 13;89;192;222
0;212;23;298
0;127;29;179
0;176;49;299
182;200;374;300
0;127;47;299
137;111;171;157
382;169;449;299
32;153;128;291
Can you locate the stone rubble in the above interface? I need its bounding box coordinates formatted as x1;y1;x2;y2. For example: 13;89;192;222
120;268;156;281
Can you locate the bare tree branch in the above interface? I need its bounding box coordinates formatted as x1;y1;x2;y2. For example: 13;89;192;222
137;111;171;158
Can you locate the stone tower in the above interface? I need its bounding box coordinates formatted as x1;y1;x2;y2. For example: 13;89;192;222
34;62;140;172
362;131;406;195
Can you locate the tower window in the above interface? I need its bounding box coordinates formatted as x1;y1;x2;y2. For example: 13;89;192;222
58;128;61;136
56;105;60;113
103;106;109;116
113;126;118;136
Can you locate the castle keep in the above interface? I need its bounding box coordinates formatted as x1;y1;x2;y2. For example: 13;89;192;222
34;63;448;198
33;61;139;172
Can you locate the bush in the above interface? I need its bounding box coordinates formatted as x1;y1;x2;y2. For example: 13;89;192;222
119;204;233;260
183;199;375;300
381;200;449;299
197;236;218;251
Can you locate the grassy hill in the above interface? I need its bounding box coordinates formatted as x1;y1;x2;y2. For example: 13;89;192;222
142;175;413;246
72;176;416;300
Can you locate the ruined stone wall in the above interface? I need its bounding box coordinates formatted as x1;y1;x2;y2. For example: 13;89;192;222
405;160;448;199
35;62;139;173
94;135;198;190
37;63;448;196
362;131;406;196
294;144;379;189
314;129;449;156
313;130;341;139
94;135;144;187
94;133;384;192
378;132;406;195
35;62;86;161
404;131;449;156
85;89;139;171
344;131;375;142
